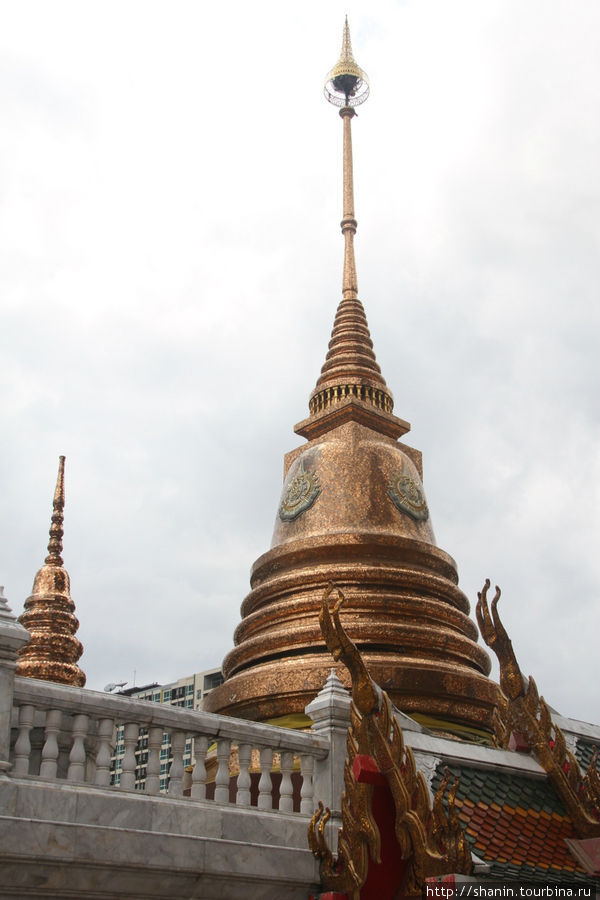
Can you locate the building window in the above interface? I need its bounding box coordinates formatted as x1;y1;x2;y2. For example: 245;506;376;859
203;671;224;692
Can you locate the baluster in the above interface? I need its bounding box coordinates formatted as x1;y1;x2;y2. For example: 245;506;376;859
214;738;231;804
257;747;273;810
67;714;89;782
236;743;252;807
191;735;208;800
145;725;162;795
300;754;315;814
279;751;294;813
13;705;35;776
40;709;62;779
94;718;114;787
84;738;96;784
168;731;185;797
119;722;139;790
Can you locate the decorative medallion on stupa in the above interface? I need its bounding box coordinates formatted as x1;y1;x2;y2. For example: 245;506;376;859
205;20;498;737
16;456;86;687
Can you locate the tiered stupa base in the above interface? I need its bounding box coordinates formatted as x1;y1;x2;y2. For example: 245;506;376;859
204;531;498;732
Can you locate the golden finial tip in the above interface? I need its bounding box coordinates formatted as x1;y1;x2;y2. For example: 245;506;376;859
46;455;66;565
324;18;370;108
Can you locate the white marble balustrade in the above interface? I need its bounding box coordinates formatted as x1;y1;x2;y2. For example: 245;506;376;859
9;676;329;814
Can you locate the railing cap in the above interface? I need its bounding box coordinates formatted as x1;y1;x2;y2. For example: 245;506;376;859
13;676;330;757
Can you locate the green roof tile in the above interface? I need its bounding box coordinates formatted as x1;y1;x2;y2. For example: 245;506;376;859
430;760;596;887
575;739;600;772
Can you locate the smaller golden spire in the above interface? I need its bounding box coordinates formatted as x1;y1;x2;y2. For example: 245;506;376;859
45;455;65;566
17;456;86;687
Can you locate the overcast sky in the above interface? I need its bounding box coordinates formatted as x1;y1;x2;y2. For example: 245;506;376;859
2;0;599;725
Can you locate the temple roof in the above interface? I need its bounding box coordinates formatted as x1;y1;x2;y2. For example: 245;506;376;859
432;761;596;884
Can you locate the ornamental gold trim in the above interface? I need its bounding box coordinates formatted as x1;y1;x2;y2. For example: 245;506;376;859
308;583;472;897
477;579;600;838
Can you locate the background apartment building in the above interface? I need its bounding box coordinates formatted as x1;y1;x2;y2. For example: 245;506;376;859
110;668;224;791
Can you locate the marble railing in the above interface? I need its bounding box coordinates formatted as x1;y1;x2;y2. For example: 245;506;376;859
9;676;330;814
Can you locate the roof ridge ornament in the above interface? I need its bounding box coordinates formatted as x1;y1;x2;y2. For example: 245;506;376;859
309;583;473;896
477;579;600;837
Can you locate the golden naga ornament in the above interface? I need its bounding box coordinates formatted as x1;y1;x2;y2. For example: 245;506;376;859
477;579;600;837
308;583;472;898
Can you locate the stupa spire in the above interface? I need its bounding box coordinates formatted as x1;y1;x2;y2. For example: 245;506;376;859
45;454;65;565
296;20;409;442
324;15;368;301
17;456;86;687
340;15;354;64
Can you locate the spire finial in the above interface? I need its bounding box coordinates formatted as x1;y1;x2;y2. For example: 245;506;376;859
324;19;369;301
45;455;65;565
342;15;351;52
324;18;370;108
293;21;411;441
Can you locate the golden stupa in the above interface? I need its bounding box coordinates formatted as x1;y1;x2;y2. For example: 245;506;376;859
205;21;498;736
16;456;86;687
